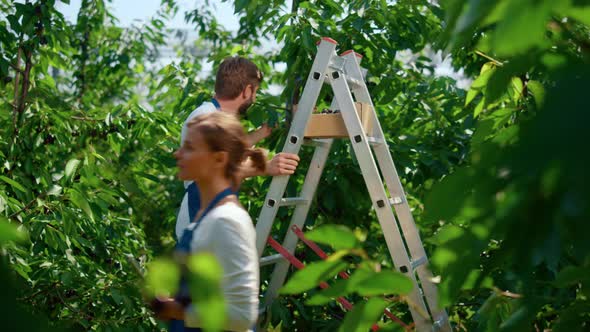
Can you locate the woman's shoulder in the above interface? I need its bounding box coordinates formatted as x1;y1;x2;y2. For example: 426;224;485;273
206;202;253;229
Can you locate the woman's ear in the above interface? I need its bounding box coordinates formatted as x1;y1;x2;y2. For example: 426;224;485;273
213;151;229;169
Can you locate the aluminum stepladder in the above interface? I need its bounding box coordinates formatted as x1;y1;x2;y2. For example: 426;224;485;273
255;37;452;332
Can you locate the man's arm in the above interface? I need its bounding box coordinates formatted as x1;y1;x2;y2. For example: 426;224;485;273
238;152;300;180
245;124;273;146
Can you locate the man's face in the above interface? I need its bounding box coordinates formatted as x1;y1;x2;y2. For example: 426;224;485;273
238;85;258;117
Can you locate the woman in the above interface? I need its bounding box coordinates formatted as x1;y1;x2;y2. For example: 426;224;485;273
156;112;265;332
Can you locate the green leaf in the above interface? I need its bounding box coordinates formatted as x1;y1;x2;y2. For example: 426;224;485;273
462;269;494;290
428;224;465;246
509;77;524;103
453;0;499;35
280;259;348;294
306;268;374;305
465;88;479;106
353;270;413;296
554;266;590;288
492;0;553;56
47;184;63;196
64;159;81;182
305;225;361;250
187;253;225;332
0;195;6;213
471;62;496;89
0;175;26;193
527;80;545;108
69;189;94;221
0;217;27;244
565;6;590;26
145;258;180;297
424;167;475;222
338;297;388;332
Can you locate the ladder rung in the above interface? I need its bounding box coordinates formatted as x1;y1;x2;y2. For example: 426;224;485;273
411;256;428;270
389;196;404;205
303;138;331;147
260;253;285;267
279;197;309;207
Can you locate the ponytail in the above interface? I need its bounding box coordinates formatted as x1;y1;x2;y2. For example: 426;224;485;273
187;112;269;186
245;148;267;174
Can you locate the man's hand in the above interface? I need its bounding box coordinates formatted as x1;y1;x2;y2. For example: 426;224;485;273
258;123;273;140
246;123;274;146
267;152;300;176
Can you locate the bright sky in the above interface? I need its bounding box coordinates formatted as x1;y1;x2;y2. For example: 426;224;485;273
55;0;471;90
56;0;240;30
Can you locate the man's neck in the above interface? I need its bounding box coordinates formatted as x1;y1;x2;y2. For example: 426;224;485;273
215;97;241;116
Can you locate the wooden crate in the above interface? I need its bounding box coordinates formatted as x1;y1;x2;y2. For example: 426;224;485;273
304;102;373;138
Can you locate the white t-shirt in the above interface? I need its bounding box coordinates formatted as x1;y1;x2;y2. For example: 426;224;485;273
182;202;259;332
176;102;218;239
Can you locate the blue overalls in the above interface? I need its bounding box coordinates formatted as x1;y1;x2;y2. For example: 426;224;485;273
169;187;235;332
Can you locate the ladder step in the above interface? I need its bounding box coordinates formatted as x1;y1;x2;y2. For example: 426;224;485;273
411;256;428;270
279;197;310;207
260;253;285;267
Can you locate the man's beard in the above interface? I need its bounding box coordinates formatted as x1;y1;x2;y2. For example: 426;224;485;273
238;96;254;117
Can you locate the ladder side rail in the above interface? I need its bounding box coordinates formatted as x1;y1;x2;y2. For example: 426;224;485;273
344;56;452;331
373;143;451;331
255;39;337;257
263;140;333;305
330;70;431;331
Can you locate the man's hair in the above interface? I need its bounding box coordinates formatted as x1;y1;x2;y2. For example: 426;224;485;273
215;56;263;100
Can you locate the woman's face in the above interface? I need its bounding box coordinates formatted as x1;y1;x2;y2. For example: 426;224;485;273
174;127;218;182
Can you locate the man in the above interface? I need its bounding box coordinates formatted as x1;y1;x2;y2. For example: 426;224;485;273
175;56;300;239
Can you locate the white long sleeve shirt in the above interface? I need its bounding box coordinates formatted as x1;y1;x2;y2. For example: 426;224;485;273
182;202;259;332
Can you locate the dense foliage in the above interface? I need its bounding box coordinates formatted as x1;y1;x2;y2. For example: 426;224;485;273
0;0;588;331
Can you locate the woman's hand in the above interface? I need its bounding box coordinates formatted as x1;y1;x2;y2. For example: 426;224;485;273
151;297;185;321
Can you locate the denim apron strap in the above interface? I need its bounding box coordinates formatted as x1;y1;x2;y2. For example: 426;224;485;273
211;98;221;110
185;182;201;226
171;187;235;332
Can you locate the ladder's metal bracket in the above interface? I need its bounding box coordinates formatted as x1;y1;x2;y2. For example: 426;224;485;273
389;196;404;205
278;197;309;207
303;138;332;147
328;55;347;73
260;253;285;267
367;136;386;146
411;256;428;270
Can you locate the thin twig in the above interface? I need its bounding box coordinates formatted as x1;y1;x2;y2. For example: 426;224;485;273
71;115;100;122
55;287;99;322
9;62;23;73
12;46;22;116
474;50;503;66
8;192;48;220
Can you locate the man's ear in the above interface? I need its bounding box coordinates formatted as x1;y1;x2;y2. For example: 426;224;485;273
242;84;253;99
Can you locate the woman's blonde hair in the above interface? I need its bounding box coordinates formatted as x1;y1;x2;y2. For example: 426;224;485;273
186;112;266;185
